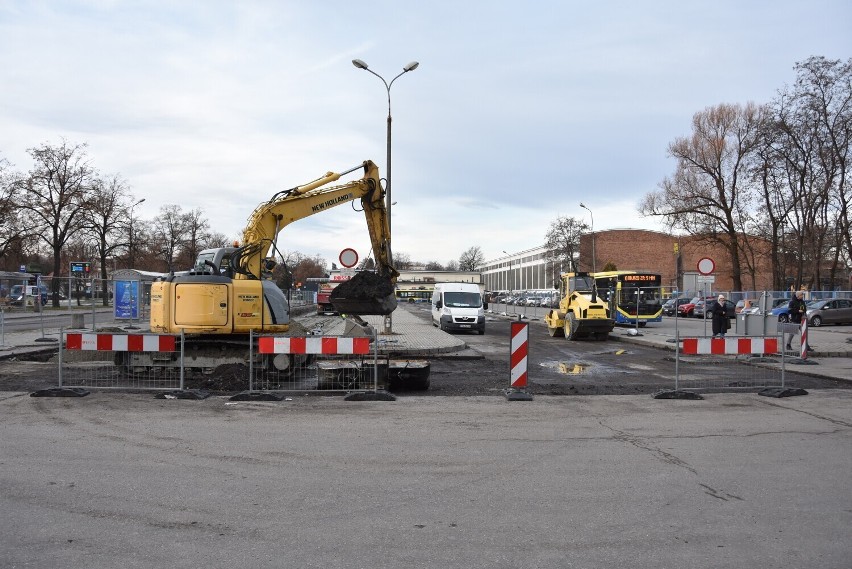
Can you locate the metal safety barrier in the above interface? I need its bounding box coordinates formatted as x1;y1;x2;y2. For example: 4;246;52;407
670;332;792;394
59;330;184;391
248;330;381;394
54;328;383;396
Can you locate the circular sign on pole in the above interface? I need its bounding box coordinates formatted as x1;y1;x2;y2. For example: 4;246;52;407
339;248;359;269
697;257;715;275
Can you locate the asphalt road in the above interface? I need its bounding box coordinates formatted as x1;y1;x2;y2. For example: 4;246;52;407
3;306;851;568
2;390;850;568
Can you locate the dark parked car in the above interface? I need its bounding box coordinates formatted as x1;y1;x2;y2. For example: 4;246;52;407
700;298;736;319
663;297;691;316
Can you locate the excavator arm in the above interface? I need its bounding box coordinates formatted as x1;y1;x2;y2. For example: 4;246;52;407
232;159;398;315
235;160;396;282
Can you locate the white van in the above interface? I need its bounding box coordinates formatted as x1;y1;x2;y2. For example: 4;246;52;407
431;282;486;335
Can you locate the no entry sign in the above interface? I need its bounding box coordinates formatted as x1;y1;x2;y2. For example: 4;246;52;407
697;257;715;275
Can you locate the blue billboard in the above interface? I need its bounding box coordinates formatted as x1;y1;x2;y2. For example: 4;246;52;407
114;280;140;319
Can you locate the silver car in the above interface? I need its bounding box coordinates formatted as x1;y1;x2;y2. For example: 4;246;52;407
806;298;852;327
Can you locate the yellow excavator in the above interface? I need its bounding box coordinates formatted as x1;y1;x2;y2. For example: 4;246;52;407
141;160;397;372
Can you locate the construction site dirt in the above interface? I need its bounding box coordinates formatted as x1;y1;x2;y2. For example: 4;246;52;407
1;336;849;397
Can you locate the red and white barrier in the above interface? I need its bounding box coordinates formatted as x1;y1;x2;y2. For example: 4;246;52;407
258;336;370;355
800;319;809;360
681;337;779;356
510;322;529;388
65;333;177;352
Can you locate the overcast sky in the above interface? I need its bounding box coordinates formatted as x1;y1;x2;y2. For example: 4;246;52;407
1;1;850;268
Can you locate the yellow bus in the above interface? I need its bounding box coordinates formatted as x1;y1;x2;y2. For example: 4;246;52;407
592;270;663;326
396;286;434;303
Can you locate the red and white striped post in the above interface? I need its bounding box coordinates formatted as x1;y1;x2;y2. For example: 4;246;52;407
800;318;808;360
681;336;779;355
508;321;533;400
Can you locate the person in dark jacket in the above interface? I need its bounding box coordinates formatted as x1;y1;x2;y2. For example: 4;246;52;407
786;290;808;350
710;294;730;338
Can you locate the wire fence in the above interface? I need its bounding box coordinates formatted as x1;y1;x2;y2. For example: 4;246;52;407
54;328;384;396
669;332;795;394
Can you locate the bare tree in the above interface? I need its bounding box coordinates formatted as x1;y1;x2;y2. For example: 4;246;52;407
791;56;852;289
177;208;211;268
639;103;766;291
0;156;25;264
18;140;95;306
291;254;328;287
151;204;190;273
83;174;130;304
458;246;485;271
392;251;412;270
200;231;232;250
272;252;327;290
544;215;588;272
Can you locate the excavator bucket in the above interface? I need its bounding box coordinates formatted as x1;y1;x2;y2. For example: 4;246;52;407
329;271;397;315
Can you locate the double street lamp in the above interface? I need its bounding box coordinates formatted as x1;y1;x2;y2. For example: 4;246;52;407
352;58;419;334
579;202;596;273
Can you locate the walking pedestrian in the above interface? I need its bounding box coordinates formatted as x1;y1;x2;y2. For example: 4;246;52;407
710;294;730;338
786;290;807;350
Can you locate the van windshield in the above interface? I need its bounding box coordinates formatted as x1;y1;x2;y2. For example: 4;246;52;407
443;292;482;308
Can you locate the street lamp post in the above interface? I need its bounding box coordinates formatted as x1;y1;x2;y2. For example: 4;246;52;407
579;203;596;273
128;198;145;269
352;58;419;334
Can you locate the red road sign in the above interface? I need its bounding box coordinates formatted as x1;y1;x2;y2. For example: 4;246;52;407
339;248;359;268
697;257;715;275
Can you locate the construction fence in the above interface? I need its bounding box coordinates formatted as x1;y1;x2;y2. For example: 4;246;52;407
54;329;388;396
661;321;812;397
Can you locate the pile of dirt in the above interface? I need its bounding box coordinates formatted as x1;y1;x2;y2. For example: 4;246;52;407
330;271;394;298
183;364;249;393
329;272;396;315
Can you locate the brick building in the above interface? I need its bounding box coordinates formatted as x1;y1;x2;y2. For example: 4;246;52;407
578;229;774;292
481;229;780;295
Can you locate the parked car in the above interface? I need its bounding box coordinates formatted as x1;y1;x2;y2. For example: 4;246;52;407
735;299;756;314
695;297;736;319
806;298;852;327
676;297;700;317
678;296;711;318
746;297;790;315
712;298;736;318
541;293;559;308
663;297;690;316
771;300;819;323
